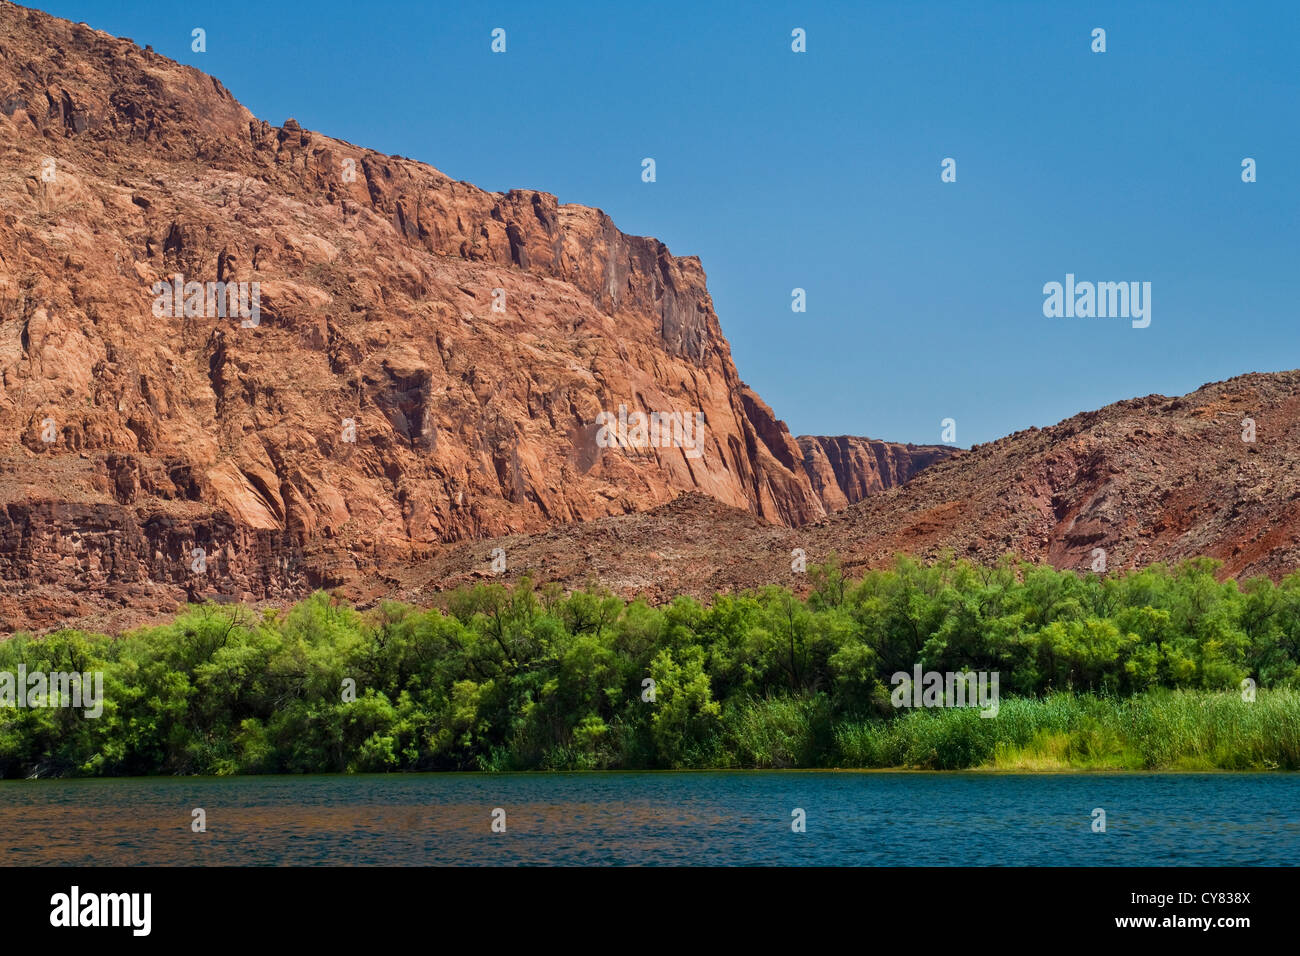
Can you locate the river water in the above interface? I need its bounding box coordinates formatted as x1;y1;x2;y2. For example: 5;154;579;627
1;771;1295;865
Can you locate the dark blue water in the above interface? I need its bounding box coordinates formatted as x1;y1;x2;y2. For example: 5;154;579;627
0;772;1294;865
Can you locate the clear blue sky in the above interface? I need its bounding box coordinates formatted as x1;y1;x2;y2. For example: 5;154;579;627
34;0;1300;446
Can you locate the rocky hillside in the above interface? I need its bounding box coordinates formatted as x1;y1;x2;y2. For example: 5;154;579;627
810;370;1300;582
391;372;1300;606
0;2;946;632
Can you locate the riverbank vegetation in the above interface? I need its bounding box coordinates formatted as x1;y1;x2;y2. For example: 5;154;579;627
2;556;1298;776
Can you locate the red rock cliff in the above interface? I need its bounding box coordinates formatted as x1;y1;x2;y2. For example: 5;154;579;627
1;1;932;629
797;436;960;511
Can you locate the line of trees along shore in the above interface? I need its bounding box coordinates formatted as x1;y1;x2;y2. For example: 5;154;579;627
2;555;1298;776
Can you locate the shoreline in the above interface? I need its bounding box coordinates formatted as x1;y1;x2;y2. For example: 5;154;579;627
4;764;1296;782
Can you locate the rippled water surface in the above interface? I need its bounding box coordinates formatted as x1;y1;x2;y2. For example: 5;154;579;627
1;772;1295;865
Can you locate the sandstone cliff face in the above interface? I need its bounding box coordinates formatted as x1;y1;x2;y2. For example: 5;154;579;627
797;436;958;511
0;2;947;632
